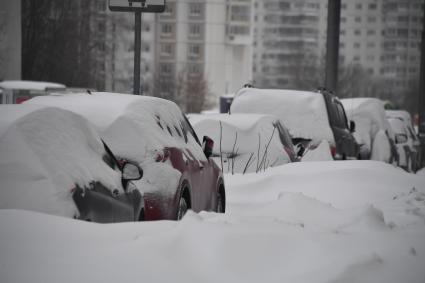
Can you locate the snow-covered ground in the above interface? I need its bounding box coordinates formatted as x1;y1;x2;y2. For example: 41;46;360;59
1;161;425;283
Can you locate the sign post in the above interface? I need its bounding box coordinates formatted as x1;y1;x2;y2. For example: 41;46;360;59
109;0;166;95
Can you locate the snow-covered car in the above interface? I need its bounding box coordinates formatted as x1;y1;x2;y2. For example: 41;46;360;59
27;92;225;220
230;87;358;160
189;113;300;174
0;80;66;104
386;110;421;172
0;104;144;222
341;98;398;164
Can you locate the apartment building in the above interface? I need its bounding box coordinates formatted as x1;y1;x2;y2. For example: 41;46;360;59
338;0;423;103
155;0;253;103
252;0;322;89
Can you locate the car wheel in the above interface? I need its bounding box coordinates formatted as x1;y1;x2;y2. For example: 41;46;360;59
216;192;225;213
177;196;188;220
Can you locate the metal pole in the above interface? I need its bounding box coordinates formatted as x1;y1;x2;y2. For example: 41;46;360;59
418;1;425;168
325;0;341;93
134;11;142;95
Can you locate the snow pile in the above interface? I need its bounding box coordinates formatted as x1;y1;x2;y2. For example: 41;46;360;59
0;105;122;218
190;113;291;173
1;161;425;283
230;88;335;145
341;98;393;161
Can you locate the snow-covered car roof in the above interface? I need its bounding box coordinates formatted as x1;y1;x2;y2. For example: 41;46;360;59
0;104;122;217
0;80;66;91
230;88;334;144
26;92;206;163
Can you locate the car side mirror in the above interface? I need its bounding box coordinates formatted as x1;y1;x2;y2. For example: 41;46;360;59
202;136;214;159
395;133;408;144
349;120;356;132
122;162;143;181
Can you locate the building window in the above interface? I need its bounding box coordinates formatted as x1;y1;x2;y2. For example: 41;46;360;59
340;17;346;23
355;16;361;23
354;29;361;36
367;42;376;48
161;23;172;35
353;42;361;48
356;3;362;10
188;44;201;59
160;43;172;56
160;63;173;76
368;3;377;10
353;55;360;61
340;29;346;35
143;23;150;32
367;30;376;36
189;3;202;16
188;24;201;37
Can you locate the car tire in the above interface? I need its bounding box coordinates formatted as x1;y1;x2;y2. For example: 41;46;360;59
216;192;225;213
177;195;188;220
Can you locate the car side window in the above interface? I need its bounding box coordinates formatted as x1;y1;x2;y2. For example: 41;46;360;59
182;114;201;146
101;141;119;170
334;101;349;129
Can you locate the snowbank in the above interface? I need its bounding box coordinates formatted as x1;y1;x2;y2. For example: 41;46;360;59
1;161;424;283
230;88;335;145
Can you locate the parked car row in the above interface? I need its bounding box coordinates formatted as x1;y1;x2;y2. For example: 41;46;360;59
0;92;226;223
214;86;421;173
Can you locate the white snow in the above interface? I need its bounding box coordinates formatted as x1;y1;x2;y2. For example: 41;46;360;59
1;160;425;283
230;88;335;146
0;80;66;91
301;139;333;161
189;113;291;173
0;105;123;218
341;98;393;162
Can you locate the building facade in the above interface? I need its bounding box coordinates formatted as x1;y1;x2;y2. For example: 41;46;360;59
252;0;323;89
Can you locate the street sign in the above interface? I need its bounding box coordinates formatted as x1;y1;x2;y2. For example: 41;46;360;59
109;0;166;13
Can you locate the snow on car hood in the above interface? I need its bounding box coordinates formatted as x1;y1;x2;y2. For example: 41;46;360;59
0;105;123;217
230;88;335;144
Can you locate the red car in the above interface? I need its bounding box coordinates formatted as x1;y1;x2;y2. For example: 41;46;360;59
27;92;226;220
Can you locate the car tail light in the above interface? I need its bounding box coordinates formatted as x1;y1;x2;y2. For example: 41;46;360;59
330;145;337;158
155;149;170;162
15;96;31;104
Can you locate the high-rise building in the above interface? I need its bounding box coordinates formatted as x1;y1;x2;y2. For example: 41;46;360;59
338;0;423;104
107;0;254;110
252;0;323;89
